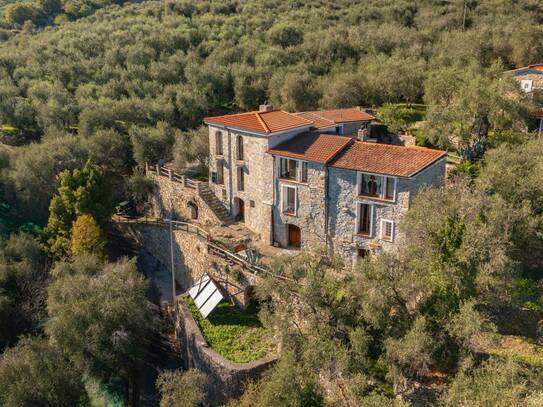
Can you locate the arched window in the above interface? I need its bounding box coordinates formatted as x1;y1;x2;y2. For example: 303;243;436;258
237;135;244;160
215;131;223;155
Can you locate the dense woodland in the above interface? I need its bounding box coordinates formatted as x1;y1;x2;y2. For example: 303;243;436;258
0;0;542;406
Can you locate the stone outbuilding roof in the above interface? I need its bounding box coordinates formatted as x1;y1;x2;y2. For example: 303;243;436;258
204;110;313;134
268;132;353;164
330;141;447;177
295;108;375;129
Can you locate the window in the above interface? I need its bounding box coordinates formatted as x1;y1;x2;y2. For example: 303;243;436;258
279;158;308;182
215;131;223;155
381;219;394;242
280;158;298;180
357;203;373;236
249;200;255;208
211;171;217;184
237;167;244;191
281;185;297;215
216;160;224;184
384;177;395;200
358;173;396;201
521;79;533;92
300;161;308;183
237;136;244;160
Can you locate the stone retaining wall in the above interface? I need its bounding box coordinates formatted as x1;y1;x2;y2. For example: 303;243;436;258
148;172;220;226
115;222;259;307
177;300;278;405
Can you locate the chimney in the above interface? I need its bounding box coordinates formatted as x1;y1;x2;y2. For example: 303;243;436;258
259;103;274;112
358;128;377;143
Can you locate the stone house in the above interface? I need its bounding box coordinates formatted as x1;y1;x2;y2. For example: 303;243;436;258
506;64;543;134
204;105;446;266
507;63;543;94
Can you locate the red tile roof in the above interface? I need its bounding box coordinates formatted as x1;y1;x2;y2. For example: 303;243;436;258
294;112;336;129
204;110;313;134
296;108;374;128
331;142;446;177
528;63;543;71
268;133;353;164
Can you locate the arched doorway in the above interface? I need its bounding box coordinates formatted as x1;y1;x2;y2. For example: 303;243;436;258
234;197;245;222
187;201;198;220
287;224;301;248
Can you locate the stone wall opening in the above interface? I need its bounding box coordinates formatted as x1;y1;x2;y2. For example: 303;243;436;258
187;201;199;220
234;197;245;222
287;224;301;248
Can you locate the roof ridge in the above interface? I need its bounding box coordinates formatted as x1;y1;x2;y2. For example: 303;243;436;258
255;111;271;133
357;140;445;153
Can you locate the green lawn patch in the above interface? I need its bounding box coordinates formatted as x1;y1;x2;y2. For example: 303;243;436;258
183;296;275;363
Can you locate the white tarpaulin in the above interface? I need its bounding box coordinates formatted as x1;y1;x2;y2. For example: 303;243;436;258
188;273;224;318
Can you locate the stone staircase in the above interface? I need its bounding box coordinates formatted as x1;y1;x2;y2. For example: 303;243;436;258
197;183;234;225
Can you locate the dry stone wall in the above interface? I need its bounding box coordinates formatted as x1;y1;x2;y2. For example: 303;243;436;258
177;300;277;405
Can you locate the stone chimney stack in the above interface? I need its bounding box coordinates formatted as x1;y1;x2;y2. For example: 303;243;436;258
358;127;378;143
259;103;274;112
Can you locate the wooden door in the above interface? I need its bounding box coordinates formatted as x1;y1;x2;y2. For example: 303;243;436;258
288;224;301;248
238;199;245;222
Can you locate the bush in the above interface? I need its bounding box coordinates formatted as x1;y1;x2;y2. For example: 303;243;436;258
71;214;105;258
156;369;207;407
377;103;424;134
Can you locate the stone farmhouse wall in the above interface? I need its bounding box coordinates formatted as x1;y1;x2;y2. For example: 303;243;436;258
208;126;274;243
208;125;309;244
177;300;277;405
273;160;327;250
328;158;446;266
147;172;220;226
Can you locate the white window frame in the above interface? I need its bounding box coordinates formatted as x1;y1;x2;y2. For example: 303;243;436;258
521;79;533;92
356;172;397;202
281;184;297;216
355;202;374;237
380;219;394;242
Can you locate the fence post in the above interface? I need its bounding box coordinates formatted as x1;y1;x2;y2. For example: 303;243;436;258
168;168;173;180
156;165;160;176
145;162;148;175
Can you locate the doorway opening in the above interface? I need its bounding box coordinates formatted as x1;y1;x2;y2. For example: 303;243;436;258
287;224;301;248
234;197;245;222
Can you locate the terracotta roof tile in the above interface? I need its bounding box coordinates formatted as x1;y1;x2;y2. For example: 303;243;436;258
294;112;336;129
331;142;446;177
268;133;353;164
204;110;313;134
299;107;375;126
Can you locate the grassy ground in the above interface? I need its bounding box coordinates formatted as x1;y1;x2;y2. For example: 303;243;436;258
487;335;543;367
183;297;275;363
